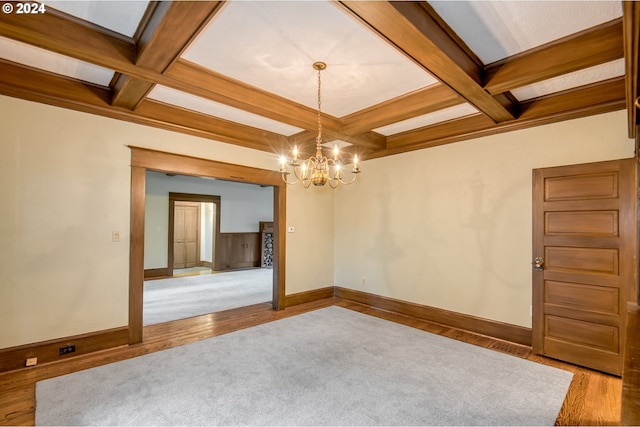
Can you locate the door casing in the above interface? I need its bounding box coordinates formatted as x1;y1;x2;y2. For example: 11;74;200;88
128;147;286;344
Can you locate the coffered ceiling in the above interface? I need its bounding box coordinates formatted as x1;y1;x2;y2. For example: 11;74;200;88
0;1;638;162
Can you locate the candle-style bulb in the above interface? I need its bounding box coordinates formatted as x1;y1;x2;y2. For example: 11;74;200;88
333;144;339;159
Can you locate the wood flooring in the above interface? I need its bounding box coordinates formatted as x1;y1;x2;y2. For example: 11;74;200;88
0;297;622;426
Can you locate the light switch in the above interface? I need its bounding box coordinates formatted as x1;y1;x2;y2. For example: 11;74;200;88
112;231;121;242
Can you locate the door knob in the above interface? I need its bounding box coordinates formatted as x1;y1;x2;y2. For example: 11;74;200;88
532;257;544;271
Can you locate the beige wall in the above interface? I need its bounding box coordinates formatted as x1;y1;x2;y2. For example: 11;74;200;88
0;95;334;348
334;110;635;328
0;94;634;348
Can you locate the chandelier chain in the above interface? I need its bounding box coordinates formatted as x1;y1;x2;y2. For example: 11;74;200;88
316;66;322;146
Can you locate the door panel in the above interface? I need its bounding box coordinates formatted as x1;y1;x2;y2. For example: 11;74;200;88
546;315;618;352
545;247;618;275
173;202;200;269
545;281;619;314
174;242;185;269
533;158;637;376
545;211;619;236
544;172;618;200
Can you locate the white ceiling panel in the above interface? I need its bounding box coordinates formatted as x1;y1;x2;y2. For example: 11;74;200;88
0;36;114;86
41;1;149;37
429;1;622;64
147;85;304;137
182;0;436;117
374;103;479;136
511;58;625;102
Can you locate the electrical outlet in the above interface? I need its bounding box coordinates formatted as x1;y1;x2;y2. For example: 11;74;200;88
59;345;76;355
112;231;121;242
25;357;37;367
361;277;366;286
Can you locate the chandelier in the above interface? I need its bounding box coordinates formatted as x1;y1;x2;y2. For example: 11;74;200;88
279;62;361;188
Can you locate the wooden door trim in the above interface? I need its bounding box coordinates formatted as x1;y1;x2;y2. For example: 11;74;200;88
129;147;286;345
532;167;545;353
168;193;221;277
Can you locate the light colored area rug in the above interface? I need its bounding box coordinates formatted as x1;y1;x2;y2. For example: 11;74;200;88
143;268;272;325
36;306;572;426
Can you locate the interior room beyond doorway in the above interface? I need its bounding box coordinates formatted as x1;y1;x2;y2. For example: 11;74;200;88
141;170;275;326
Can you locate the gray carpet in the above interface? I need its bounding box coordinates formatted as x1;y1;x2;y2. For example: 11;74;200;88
143;268;273;325
36;306;573;426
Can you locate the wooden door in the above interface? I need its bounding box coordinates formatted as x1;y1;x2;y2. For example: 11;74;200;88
243;233;260;264
532;159;637;375
173;202;200;269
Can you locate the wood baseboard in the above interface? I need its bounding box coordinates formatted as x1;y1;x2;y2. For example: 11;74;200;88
334;287;532;346
285;287;335;308
144;268;169;279
0;287;530;373
0;327;129;373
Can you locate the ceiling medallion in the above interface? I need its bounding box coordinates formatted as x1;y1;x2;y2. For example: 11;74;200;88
279;62;361;188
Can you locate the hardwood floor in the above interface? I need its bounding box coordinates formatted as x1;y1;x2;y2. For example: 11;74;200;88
0;297;621;426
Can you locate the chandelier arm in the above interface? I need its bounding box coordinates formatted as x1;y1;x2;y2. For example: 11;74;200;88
281;173;301;185
336;172;360;185
292;166;303;181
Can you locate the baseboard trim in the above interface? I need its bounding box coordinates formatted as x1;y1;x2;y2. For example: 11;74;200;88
285;287;335;308
0;327;129;373
144;268;169;279
335;287;532;346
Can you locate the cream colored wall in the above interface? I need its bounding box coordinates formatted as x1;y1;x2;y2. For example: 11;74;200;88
334;110;635;328
284;183;335;295
0;95;333;348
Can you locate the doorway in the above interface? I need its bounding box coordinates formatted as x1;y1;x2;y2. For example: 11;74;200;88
167;192;221;278
129;147;286;344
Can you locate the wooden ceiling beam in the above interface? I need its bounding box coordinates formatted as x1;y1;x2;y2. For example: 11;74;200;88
623;2;640;139
340;84;463;135
380;78;625;156
0;59;287;152
134;100;287;152
485;19;624;95
165;60;323;131
0;7;325;133
0;6;136;71
339;0;516;123
111;1;224;110
518;77;625;120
